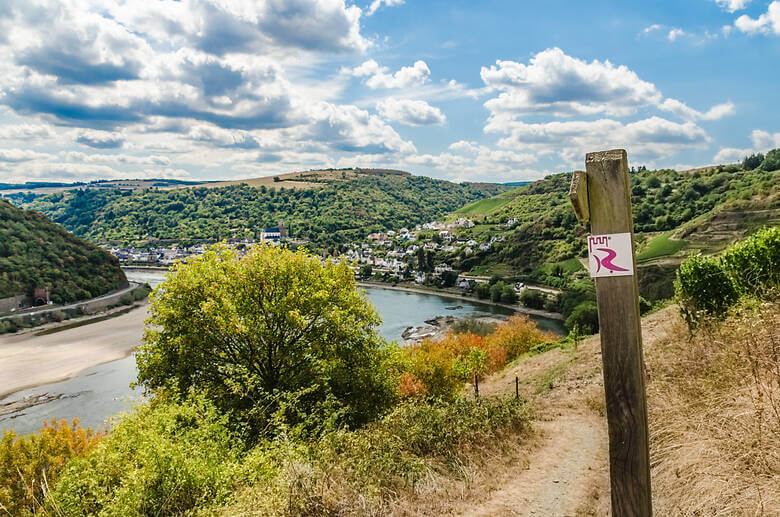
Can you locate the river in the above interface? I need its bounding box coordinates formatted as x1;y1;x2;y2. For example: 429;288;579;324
1;270;563;435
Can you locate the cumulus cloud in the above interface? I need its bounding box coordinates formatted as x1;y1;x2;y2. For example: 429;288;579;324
302;102;416;154
376;98;445;126
366;0;404;16
735;1;780;35
347;59;431;89
480;48;662;118
712;0;751;12
63;151;172;166
480;48;735;131
658;99;735;121
713;129;780;163
76;130;125;149
0;123;54;140
486;116;711;165
187;124;264;149
0;148;51;162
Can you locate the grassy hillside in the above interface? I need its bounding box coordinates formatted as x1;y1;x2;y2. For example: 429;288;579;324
23;171;506;248
0;199;126;304
448;166;779;291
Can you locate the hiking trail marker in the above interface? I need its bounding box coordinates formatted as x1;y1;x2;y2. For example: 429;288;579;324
569;149;653;517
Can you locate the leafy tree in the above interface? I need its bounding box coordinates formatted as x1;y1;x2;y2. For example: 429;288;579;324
500;285;517;304
759;148;780;172
489;281;505;302
742;152;764;171
136;244;398;439
360;264;373;278
440;269;459;287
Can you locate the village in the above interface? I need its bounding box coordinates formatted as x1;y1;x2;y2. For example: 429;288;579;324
103;217;538;298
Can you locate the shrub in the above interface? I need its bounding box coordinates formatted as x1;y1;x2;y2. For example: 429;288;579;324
50;310;66;322
565;301;599;334
452;317;497;337
475;283;490;299
721;226;779;298
520;289;545;309
0;419;102;516
500;285;517;304
485;315;555;360
49;396;238;516
119;293;134;305
131;284;152;301
675;254;738;326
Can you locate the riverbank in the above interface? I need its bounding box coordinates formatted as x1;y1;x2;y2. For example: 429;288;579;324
357;281;565;321
0;301;149;400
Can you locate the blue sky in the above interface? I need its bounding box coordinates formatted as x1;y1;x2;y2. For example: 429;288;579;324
0;0;777;184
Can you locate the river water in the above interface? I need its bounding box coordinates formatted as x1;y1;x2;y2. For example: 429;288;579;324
1;270;563;435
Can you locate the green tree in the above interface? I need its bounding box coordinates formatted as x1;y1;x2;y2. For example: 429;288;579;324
742;152;764;171
475;282;490;299
759;148;780;172
136;244;397;439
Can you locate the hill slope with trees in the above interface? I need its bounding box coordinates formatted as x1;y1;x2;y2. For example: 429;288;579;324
0;199;127;304
22;171;506;249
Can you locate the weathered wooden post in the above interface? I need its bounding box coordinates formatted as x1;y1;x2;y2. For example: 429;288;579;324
569;149;652;516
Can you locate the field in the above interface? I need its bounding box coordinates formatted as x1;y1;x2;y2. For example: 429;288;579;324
636;232;688;262
454;193;516;216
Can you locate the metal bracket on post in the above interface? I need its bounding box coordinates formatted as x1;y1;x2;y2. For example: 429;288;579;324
569;150;652;517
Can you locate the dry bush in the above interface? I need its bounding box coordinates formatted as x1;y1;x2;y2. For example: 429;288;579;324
647;301;780;515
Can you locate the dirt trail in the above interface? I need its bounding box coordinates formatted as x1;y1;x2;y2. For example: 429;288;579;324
453;308;676;516
459;415;607;517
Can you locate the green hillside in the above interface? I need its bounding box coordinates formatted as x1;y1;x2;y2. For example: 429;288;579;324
448;164;779;291
0;199;126;304
23;171;506;248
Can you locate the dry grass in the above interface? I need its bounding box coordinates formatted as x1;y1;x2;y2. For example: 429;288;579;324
647;302;780;516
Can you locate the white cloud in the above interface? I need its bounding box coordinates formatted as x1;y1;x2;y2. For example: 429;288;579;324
366;0;404;16
76;130;125;148
0;148;51;162
643;24;663;34
480;48;662;118
400;141;540;181
735;1;780;35
667;28;688;41
713;129;780;163
750;129;780;149
376;98;445;126
63;151;172;166
713;147;752;162
486;116;710;166
302;102;416;154
347;59;430;89
712;0;751;13
0;123;54;140
658;99;735;121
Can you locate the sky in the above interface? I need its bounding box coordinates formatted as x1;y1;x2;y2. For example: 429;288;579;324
0;0;778;184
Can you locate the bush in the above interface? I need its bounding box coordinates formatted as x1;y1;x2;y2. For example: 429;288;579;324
452;317;497;337
675;254;738;326
721;226;779;298
119;293;134;305
485;315;555;360
50;396;238;516
475;282;490;299
0;419;102;516
131;284;151;301
565;301;599;334
500;285;517;304
50;310;66;322
520;289;545;309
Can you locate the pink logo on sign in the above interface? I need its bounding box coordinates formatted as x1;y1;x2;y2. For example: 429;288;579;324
588;235;630;274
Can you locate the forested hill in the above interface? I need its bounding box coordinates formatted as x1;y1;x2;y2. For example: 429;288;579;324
0;199;126;304
23;171;506;248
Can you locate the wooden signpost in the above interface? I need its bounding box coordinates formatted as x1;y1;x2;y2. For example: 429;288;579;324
569;149;652;516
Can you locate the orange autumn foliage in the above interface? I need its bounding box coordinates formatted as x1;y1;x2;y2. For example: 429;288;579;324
0;419;103;516
400;315;556;399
